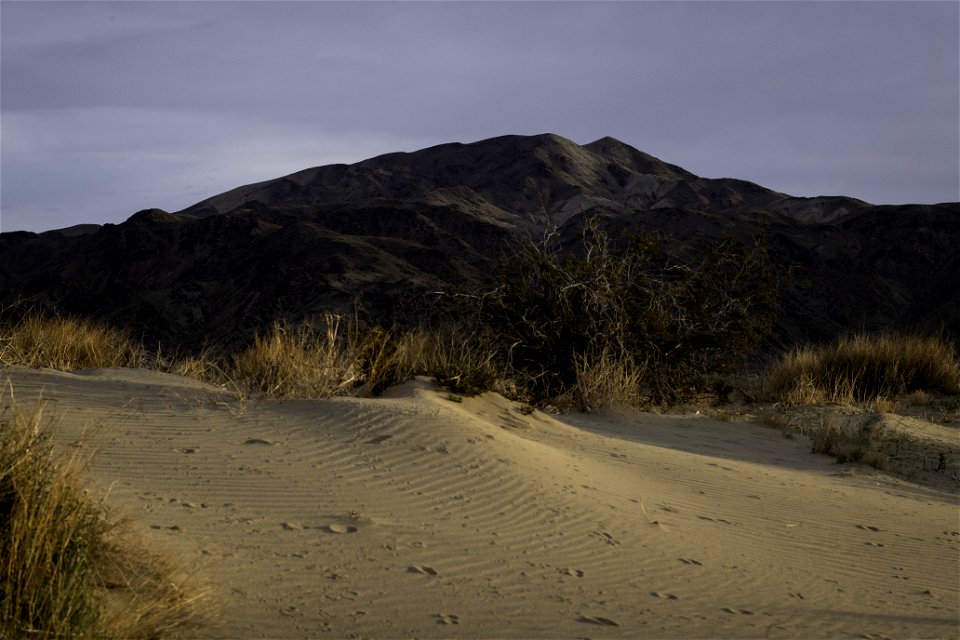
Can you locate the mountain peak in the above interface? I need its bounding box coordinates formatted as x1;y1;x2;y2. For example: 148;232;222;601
583;136;695;182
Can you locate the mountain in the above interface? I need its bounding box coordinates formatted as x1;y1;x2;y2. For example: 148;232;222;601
1;133;957;356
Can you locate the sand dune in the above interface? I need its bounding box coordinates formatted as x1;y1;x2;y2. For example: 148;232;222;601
3;365;958;639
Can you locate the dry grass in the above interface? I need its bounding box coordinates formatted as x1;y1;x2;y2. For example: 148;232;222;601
561;349;645;411
165;345;231;386
0;391;211;638
0;313;144;370
0;312;506;401
228;319;507;399
768;333;960;405
230;316;367;398
388;326;503;396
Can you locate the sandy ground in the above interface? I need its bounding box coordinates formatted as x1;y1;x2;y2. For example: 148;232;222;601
2;365;958;639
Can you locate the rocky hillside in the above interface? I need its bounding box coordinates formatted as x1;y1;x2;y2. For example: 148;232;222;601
2;134;957;355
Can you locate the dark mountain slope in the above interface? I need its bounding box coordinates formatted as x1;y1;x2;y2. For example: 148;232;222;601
2;134;957;355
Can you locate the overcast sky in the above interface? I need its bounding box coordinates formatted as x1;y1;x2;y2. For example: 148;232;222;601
2;1;958;233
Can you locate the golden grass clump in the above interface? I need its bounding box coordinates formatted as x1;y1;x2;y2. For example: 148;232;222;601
563;349;645;411
769;333;960;405
0;313;144;370
387;326;503;397
230;315;368;398
228;318;505;399
0;392;210;638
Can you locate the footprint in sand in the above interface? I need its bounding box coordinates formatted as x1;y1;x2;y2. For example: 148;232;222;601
407;564;438;576
434;613;459;625
651;591;680;600
323;524;358;534
722;607;755;615
577;615;620;627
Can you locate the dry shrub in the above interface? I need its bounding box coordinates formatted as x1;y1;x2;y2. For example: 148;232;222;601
769;333;960;405
475;215;781;407
0;392;209;638
0;313;144;370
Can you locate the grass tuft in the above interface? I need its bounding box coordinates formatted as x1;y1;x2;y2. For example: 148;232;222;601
768;333;960;405
563;349;645;411
0;390;211;638
389;326;504;397
230;316;366;399
0;313;144;370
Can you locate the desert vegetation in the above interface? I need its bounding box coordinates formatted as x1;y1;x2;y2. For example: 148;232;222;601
198;217;778;410
0;312;144;371
768;333;960;405
6;225;958;415
462;216;781;408
0;395;209;638
762;334;959;478
2;261;957;419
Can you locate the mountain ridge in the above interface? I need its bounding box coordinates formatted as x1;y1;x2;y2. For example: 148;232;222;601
177;133;867;227
2;133;957;355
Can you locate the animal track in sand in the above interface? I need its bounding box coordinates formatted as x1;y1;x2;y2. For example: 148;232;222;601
577;615;620;626
722;607;755;615
407;564;438;576
678;558;703;566
591;530;621;546
434;613;459;625
560;568;584;577
697;515;733;525
651;591;680;600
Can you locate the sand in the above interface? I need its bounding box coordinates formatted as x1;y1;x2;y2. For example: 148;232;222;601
3;365;958;639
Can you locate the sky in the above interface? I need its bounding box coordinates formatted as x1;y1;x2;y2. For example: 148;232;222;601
1;1;958;233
